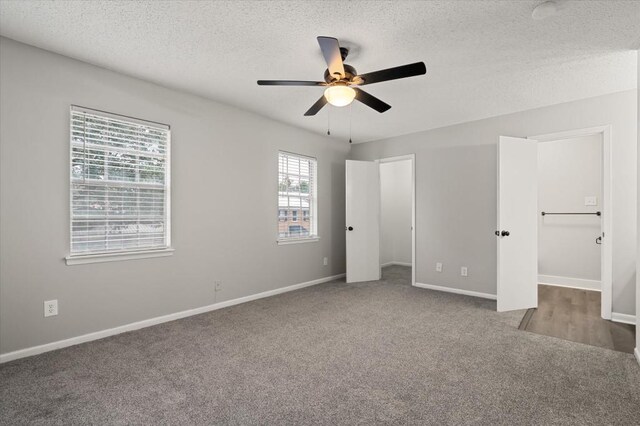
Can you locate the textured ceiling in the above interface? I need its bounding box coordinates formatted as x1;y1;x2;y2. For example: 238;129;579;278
1;1;639;143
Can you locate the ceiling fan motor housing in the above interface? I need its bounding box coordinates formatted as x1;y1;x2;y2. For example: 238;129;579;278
324;64;358;84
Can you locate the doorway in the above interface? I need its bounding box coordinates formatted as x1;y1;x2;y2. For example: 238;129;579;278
522;131;633;352
496;127;633;352
537;134;603;293
345;155;415;285
379;156;415;286
530;126;613;320
496;126;613;317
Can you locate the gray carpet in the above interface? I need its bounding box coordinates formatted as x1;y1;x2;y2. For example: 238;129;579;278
1;266;639;425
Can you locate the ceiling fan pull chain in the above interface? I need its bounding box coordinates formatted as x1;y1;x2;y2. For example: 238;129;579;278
349;103;353;144
327;107;331;136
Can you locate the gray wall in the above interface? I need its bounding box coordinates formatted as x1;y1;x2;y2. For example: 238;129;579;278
351;90;637;315
637;50;639;352
0;37;349;355
538;135;602;282
380;160;412;265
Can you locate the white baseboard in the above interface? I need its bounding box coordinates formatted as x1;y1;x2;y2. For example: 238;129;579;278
635;348;640;367
610;312;636;325
0;273;346;364
414;282;497;300
381;261;412;268
538;275;601;291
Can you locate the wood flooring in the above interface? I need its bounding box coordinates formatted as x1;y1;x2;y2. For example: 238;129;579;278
519;284;636;353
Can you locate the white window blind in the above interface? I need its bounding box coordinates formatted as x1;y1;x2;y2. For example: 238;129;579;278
278;151;317;240
69;106;170;256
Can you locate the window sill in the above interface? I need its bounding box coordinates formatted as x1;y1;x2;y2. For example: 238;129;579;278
277;237;320;245
65;248;175;265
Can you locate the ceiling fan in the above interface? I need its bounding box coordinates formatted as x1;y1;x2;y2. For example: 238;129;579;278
257;36;427;116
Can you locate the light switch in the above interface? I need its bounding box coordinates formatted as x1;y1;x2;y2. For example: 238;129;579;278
584;196;597;206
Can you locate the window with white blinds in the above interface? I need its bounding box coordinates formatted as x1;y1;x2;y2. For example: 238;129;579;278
278;151;318;241
69;106;170;256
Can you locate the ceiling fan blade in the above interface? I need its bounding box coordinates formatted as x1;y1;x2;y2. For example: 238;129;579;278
257;80;326;86
317;36;345;79
304;96;328;116
354;88;391;113
356;62;426;86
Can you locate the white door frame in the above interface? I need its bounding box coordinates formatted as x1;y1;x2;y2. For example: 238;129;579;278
529;125;613;319
376;154;416;286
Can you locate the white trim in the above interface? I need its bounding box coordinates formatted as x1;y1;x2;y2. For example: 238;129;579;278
166;121;172;250
538;275;601;291
376;154;416;287
378;154;416;164
71;104;170;130
529;126;611;142
381;261;412;268
634;348;640;367
65;248;175;265
610;312;636;325
411;155;416;288
414;282;497;300
277;237;320;245
529;125;613;320
0;273;345;364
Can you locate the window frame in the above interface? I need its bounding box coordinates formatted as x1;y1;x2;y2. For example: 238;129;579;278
277;151;319;245
65;105;173;265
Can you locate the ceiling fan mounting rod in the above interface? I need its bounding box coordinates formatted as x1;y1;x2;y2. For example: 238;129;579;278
339;47;349;61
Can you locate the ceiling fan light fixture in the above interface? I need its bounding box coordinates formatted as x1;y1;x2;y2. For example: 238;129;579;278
324;85;356;107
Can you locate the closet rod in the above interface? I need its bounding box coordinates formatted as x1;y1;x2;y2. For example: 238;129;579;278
541;211;601;216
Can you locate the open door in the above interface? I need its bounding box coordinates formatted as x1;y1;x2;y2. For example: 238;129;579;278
497;136;538;312
346;160;380;283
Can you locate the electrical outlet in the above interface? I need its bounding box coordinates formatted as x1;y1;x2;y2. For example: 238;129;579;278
461;267;468;277
436;262;443;272
323;257;328;266
44;300;58;317
214;281;223;292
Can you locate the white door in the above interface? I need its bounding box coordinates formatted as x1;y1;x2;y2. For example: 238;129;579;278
497;136;538;312
346;160;380;283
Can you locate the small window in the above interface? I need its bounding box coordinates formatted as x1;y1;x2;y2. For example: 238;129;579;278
278;151;317;242
278;209;287;221
69;106;170;257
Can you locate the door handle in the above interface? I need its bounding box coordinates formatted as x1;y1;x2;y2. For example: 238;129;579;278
495;230;510;237
346;226;354;231
596;236;602;245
